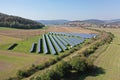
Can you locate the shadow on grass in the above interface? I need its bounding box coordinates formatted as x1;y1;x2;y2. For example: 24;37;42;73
62;66;105;80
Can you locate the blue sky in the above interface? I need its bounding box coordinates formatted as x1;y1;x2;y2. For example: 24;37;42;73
0;0;120;20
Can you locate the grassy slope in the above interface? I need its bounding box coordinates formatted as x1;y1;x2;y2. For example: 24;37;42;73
82;28;120;80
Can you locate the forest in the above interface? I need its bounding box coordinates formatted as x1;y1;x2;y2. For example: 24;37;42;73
0;13;44;29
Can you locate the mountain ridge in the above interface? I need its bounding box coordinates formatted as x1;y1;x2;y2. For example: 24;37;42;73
36;19;120;25
65;19;120;28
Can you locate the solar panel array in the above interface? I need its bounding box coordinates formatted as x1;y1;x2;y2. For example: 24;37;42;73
30;32;97;55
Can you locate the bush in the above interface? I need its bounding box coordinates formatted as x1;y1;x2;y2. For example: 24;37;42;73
48;59;57;65
7;77;18;80
17;64;37;78
86;48;95;56
53;61;71;78
17;70;27;78
36;65;45;70
54;56;61;61
69;56;86;72
34;61;71;80
85;56;95;68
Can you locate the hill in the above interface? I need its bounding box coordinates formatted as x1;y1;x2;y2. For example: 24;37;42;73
83;19;105;24
65;19;120;28
0;13;44;29
36;20;69;25
105;19;120;23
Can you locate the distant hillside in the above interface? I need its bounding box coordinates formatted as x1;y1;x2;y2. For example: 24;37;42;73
66;19;120;28
105;19;120;23
83;19;105;24
36;20;69;25
108;21;120;25
0;13;44;29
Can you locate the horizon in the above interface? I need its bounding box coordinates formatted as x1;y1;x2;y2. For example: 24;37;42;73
0;0;120;20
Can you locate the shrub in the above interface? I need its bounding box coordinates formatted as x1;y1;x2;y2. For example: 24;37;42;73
34;61;71;80
36;65;45;70
83;48;90;56
48;58;57;65
69;56;86;72
7;77;18;80
85;56;95;68
17;70;27;78
53;61;71;78
54;56;61;61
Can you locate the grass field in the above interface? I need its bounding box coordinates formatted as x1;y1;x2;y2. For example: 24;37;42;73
79;28;120;80
0;27;17;30
0;35;42;53
0;50;54;80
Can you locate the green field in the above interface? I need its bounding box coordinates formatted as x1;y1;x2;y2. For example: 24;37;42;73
78;28;120;80
0;35;41;53
0;26;48;30
0;27;18;30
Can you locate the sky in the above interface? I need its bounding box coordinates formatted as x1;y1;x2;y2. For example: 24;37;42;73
0;0;120;20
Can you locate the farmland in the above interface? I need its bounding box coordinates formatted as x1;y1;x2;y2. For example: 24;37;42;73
0;27;97;80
